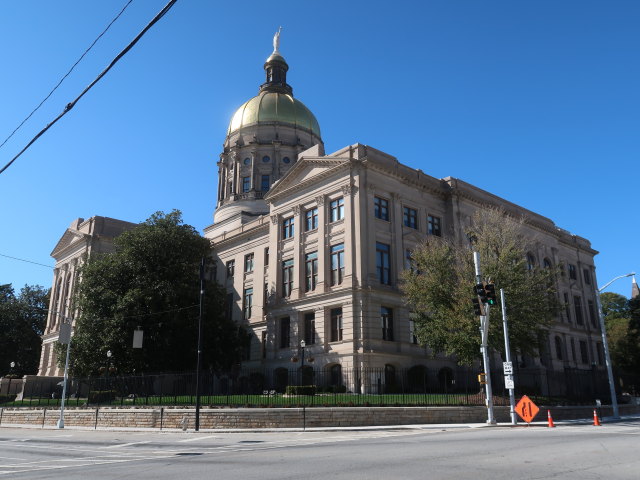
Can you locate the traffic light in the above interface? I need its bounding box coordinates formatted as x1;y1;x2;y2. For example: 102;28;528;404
472;298;483;316
485;283;498;306
474;283;487;303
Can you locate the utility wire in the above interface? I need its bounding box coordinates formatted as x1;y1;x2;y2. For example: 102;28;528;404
0;0;135;153
0;252;53;269
0;0;179;176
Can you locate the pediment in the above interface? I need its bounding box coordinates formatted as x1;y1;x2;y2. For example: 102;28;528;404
50;229;87;259
265;157;349;202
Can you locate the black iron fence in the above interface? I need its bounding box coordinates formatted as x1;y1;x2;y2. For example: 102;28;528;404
3;365;630;408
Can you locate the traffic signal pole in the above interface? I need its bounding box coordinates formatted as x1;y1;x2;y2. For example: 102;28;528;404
473;252;496;425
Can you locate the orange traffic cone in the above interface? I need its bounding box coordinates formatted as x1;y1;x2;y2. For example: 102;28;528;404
547;410;555;428
593;409;601;426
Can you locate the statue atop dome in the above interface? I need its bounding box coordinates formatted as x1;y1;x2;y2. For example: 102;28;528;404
273;26;282;54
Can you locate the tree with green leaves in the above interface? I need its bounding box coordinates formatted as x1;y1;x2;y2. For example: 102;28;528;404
65;210;246;376
601;292;640;375
0;284;50;376
401;208;561;365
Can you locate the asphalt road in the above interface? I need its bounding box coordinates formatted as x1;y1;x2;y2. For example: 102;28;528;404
1;419;639;479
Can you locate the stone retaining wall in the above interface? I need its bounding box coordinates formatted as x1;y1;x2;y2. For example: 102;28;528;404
1;404;638;430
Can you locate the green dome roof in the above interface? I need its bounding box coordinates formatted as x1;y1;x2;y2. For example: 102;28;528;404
227;91;321;138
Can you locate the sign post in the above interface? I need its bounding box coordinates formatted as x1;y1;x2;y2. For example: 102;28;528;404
515;395;540;424
500;289;517;425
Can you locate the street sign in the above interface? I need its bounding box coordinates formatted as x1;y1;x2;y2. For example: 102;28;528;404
504;376;514;389
515;395;539;423
503;361;513;375
59;322;71;345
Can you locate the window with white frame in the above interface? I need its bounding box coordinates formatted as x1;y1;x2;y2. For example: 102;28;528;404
282;259;294;297
330;243;345;286
330;197;344;222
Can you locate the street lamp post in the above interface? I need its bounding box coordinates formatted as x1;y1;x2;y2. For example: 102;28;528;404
8;362;15;398
595;272;635;420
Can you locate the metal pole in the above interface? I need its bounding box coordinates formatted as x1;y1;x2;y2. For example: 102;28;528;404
473;252;496;424
595;272;634;420
595;290;618;419
500;289;517;425
195;257;205;431
57;338;71;429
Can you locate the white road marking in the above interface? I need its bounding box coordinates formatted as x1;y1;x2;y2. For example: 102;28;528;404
104;441;151;449
178;435;219;442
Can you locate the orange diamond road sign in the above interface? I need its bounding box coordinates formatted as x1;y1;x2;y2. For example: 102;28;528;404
515;395;540;424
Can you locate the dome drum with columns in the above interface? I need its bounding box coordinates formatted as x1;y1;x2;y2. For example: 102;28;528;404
213;37;323;228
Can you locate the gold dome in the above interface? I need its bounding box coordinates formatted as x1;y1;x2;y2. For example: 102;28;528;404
227;91;321;138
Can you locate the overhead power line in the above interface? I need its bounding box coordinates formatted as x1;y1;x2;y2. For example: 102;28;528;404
0;0;135;153
0;252;54;269
0;0;180;176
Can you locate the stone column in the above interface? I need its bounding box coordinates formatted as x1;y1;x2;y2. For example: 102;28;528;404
315;195;327;291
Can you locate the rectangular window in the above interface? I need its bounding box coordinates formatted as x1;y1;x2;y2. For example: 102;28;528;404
226;260;235;279
374;196;389;221
244;253;254;273
305;252;318;292
403;207;418;229
409;318;418;344
405;249;413;271
579;340;589;364
381;306;394;341
571;338;577;362
304;313;316;345
261;331;267;359
282;259;294;297
263;282;269;306
330;197;344;222
282;217;294;239
261;174;270;192
588;300;597;329
280;317;290;348
305;207;318;231
563;293;571;322
226;292;234;321
242;176;251;192
574;296;584;325
583;269;591;285
330;308;343;342
376;242;391;285
330;243;345;286
242;287;253;320
264;247;269;266
569;264;577;280
428;215;441;236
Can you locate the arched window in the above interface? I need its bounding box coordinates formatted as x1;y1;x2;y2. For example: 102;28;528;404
274;367;289;393
554;336;564;360
543;258;552;269
437;367;454;391
329;364;342;386
526;253;536;271
407;365;427;392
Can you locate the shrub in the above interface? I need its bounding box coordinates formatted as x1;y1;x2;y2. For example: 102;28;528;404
88;390;117;404
0;394;17;404
285;385;316;396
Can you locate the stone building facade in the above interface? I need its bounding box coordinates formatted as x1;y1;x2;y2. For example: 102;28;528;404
37;39;606;392
203;41;605;391
38;216;136;376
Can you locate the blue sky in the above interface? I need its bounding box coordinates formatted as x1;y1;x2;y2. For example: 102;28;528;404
0;0;638;297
